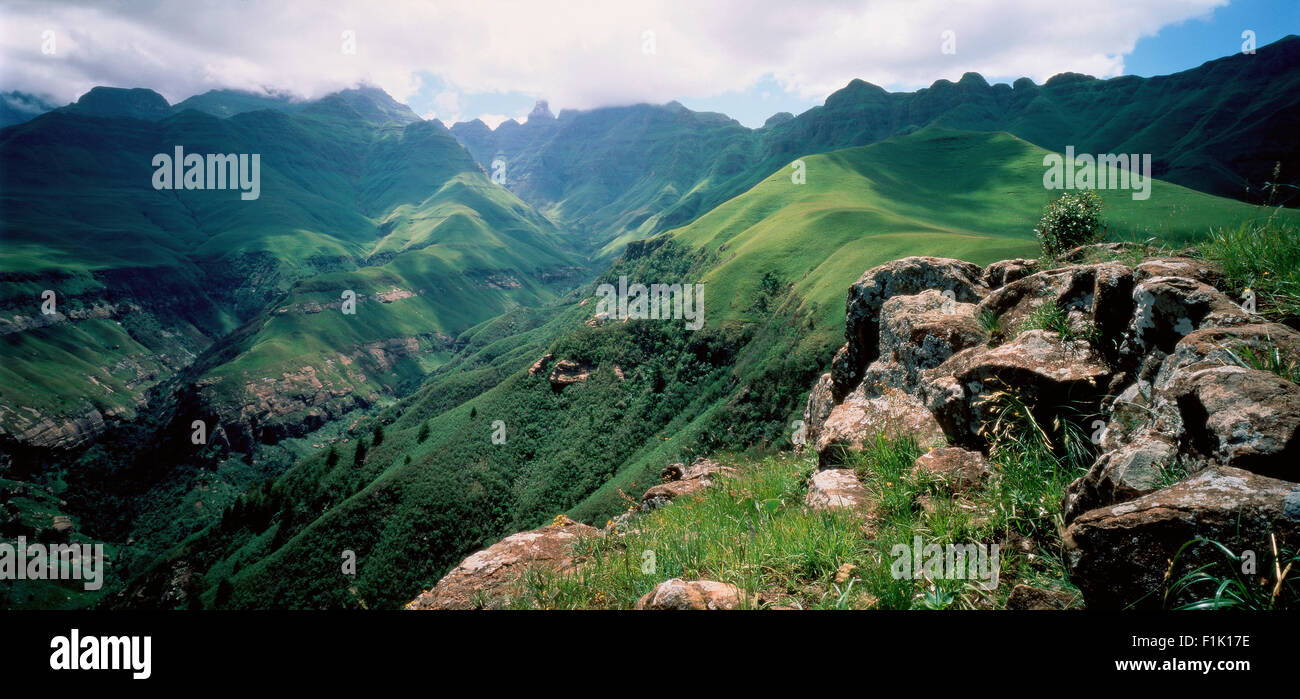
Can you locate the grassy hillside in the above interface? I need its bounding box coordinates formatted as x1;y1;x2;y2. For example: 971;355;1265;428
121;127;1295;610
452;36;1300;258
673;126;1290;340
0;94;582;451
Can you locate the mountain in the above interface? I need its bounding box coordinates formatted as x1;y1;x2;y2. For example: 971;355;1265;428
172;89;305;118
450;35;1300;257
0;88;580;465
0;91;58;128
451;100;753;253
61;86;174;120
125;127;1295;609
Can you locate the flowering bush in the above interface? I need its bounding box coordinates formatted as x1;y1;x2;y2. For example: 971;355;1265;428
1034;191;1103;257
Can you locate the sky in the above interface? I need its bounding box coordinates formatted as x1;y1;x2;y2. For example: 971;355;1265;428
1;0;1296;128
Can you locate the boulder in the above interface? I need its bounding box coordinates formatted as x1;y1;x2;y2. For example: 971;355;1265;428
1171;365;1300;480
801;373;835;451
805;468;872;512
867;289;986;392
635;578;749;610
1123;276;1252;359
834;257;987;399
921;330;1112;449
641;458;735;509
975;262;1134;349
815;385;946;464
912;447;992;493
1064;467;1300;609
1063;434;1179;523
981;258;1040;289
1153;323;1300;395
1133;257;1224;287
405;515;598;610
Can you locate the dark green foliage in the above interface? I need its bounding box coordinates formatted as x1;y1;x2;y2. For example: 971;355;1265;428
1034;191;1103;257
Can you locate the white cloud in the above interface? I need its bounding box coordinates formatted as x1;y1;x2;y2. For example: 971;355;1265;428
0;0;1227;113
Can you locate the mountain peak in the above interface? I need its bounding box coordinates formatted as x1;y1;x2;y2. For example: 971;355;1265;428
528;100;555;121
65;86;172;120
762;112;794;128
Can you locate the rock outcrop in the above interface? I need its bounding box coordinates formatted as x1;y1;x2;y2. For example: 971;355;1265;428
911;447;992;493
802;247;1300;610
635;578;750;610
1064;468;1300;609
406;515;598;610
641;458;735;510
804;468;872;512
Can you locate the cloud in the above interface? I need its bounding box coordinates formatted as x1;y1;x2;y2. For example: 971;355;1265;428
0;0;1227;115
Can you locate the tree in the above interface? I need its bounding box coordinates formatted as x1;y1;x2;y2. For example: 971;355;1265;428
417;421;430;443
372;423;385;447
353;438;368;466
325;445;339;467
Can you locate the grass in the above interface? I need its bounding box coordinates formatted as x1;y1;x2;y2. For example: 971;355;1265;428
1199;213;1300;320
1165;534;1298;610
1221;338;1300;385
668;127;1288;339
977;307;1004;346
505;399;1090;610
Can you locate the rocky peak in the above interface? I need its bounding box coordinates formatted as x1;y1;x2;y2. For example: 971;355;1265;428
527;99;555;121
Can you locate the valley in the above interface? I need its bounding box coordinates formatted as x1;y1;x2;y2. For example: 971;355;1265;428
1;34;1298;611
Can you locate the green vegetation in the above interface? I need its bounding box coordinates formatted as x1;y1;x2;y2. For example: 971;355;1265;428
111;127;1295;610
455;37;1300;256
1034;191;1103;257
1165;535;1298;610
1200;214;1300;320
1222;339;1300;385
507;412;1089;609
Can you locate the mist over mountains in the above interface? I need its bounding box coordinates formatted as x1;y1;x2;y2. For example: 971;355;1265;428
1;34;1297;611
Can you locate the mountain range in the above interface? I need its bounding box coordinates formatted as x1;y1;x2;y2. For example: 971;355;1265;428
0;35;1297;609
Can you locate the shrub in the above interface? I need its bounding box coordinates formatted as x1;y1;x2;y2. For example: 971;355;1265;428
1034;191;1103;257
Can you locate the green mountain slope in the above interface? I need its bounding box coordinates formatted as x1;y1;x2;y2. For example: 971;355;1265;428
0;88;582;456
675;127;1286;331
137;127;1294;609
451;35;1300;258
